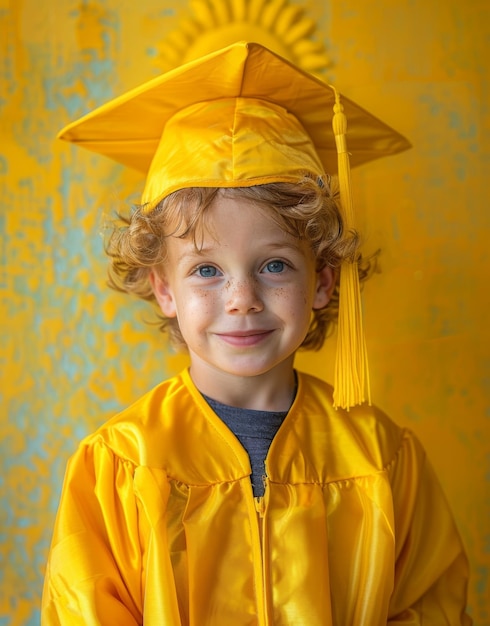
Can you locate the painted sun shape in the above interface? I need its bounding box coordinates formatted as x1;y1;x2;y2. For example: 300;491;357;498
156;0;331;76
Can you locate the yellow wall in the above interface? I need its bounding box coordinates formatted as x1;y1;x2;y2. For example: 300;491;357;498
1;0;488;623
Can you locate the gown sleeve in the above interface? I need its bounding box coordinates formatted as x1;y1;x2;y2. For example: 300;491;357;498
386;432;472;625
41;437;144;625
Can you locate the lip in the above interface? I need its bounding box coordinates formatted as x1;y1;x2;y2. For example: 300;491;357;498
215;329;274;347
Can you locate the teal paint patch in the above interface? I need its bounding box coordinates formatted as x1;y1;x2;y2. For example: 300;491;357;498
402;404;422;422
26;610;42;626
453;152;468;181
0;213;6;289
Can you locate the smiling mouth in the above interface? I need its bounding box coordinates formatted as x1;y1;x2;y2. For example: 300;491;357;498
216;330;273;346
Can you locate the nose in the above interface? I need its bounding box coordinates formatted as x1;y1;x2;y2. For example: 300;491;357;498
225;276;264;314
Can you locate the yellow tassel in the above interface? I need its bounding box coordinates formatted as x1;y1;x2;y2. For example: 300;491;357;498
332;91;371;410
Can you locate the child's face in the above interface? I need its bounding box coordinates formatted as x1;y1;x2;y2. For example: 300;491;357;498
151;193;334;386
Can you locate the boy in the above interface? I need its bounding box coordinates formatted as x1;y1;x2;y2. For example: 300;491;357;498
42;42;471;624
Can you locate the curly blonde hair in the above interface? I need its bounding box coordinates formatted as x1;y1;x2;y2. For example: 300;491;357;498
106;175;370;350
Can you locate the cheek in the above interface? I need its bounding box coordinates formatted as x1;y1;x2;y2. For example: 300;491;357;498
271;285;312;319
177;289;219;324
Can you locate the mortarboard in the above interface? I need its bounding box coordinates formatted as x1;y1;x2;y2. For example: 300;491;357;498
58;41;411;409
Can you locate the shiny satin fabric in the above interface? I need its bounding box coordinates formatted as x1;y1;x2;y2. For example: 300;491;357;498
42;370;471;625
141;97;324;209
57;41;411;206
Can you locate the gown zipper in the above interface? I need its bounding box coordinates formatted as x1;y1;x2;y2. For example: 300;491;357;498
250;465;270;624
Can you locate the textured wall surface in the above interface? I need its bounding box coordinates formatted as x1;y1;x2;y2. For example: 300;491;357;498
1;0;489;623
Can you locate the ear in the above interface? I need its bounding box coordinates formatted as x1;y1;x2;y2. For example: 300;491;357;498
312;266;336;310
149;269;177;318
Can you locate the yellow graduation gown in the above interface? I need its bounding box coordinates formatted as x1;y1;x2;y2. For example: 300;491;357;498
42;369;471;625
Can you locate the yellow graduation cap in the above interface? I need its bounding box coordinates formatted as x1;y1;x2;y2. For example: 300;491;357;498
58;41;411;409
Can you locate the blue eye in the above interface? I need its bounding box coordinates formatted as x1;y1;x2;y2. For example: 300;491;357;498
197;265;218;278
265;260;285;273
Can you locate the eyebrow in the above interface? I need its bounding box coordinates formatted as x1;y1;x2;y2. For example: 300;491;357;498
175;240;305;264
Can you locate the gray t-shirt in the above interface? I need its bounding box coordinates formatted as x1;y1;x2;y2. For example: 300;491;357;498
202;394;288;498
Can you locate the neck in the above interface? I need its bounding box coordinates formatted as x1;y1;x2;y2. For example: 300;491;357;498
189;358;297;412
